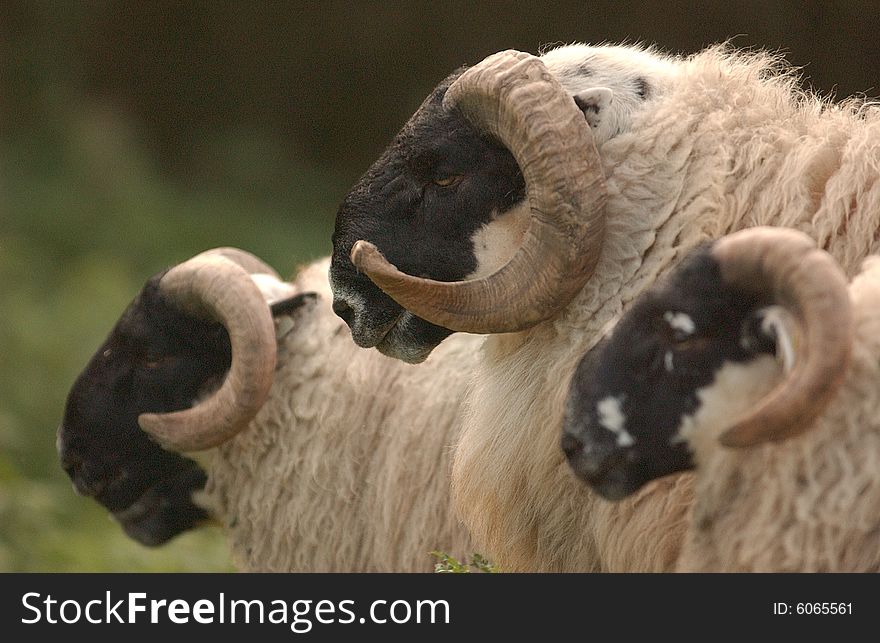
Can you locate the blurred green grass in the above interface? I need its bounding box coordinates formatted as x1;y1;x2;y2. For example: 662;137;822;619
0;99;348;571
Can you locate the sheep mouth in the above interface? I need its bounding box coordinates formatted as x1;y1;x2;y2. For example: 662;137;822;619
352;310;405;349
330;281;406;351
375;313;450;364
59;426;210;546
589;469;647;502
570;448;647;502
347;304;447;364
333;283;454;363
111;466;210;546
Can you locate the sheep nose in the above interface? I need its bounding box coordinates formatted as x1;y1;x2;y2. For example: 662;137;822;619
563;433;626;483
562;432;605;479
332;298;355;326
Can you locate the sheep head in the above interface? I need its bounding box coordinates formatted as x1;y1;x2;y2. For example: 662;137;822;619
562;227;852;500
58;248;312;544
330;50;608;363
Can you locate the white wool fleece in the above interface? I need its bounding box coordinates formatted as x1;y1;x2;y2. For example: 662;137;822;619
453;43;880;572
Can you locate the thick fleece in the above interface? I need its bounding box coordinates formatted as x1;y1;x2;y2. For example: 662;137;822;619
452;44;880;571
677;257;880;572
204;260;479;571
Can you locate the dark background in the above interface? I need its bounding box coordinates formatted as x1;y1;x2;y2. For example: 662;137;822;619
1;1;877;570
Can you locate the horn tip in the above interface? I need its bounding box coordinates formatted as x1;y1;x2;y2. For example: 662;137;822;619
351;240;390;274
137;413;173;449
718;426;758;448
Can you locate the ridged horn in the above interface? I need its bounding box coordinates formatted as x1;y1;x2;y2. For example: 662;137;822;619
197;247;282;280
351;49;607;333
138;251;277;451
715;227;853;447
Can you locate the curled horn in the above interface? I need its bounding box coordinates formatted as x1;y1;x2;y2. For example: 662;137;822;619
138;249;278;451
714;227;853;447
351;49;607;333
199;247;283;280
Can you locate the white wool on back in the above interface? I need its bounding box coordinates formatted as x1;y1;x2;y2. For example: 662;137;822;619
203;259;479;571
679;257;880;572
453;43;880;571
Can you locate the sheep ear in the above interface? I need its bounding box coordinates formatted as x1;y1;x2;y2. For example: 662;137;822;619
269;292;318;317
573;87;613;130
742;306;798;373
249;273;299;307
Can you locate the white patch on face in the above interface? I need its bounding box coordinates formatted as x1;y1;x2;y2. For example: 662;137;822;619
663;311;695;336
664;350;674;372
671;355;781;458
596;395;636;447
465;203;530;280
616;430;635;448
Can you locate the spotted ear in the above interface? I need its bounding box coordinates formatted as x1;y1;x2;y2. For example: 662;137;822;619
741;305;798;372
573;87;613;130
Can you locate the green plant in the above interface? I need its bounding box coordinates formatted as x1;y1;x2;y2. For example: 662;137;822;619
430;551;498;573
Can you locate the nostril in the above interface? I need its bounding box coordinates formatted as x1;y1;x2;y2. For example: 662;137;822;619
561;433;583;459
332;298;355;325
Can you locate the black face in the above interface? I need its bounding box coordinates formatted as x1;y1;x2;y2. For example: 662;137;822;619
562;245;777;500
58;272;231;546
330;68;526;363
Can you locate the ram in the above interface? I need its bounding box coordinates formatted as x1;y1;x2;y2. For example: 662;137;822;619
329;43;880;571
563;227;880;572
58;249;478;571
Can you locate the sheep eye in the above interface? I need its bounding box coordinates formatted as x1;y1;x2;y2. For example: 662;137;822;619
433;175;462;187
144;355;174;370
673;335;712;351
671;329;693;343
